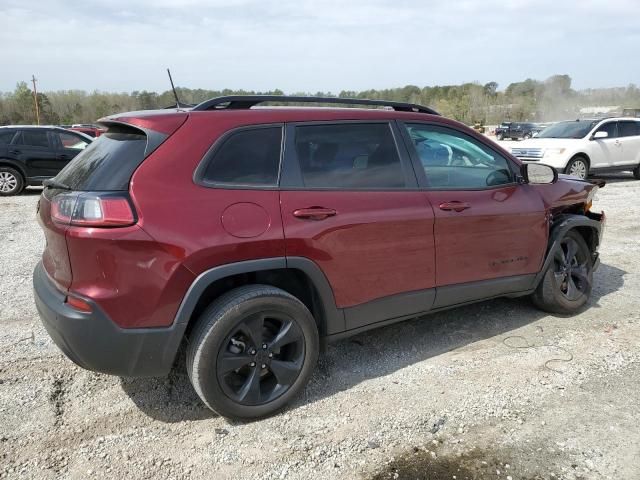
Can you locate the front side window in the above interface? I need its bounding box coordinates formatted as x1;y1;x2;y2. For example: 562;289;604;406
15;130;50;148
404;124;513;189
201;127;282;186
58;132;90;150
595;122;617;138
618;121;640;137
294;123;405;189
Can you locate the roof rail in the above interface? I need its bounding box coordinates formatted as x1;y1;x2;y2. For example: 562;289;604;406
191;95;440;115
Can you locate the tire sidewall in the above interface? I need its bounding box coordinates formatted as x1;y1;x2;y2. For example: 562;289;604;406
188;290;319;419
0;167;24;196
566;157;589;179
534;231;593;314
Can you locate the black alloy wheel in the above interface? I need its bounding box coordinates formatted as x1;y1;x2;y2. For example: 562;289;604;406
216;311;305;406
552;235;591;301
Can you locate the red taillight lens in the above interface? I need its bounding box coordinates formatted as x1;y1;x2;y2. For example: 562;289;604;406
66;295;92;313
51;193;135;227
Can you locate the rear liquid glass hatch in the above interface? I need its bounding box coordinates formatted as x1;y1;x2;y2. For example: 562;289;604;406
54;129;147;191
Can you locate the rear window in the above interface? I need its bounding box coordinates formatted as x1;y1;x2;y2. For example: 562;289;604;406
54;130;147;190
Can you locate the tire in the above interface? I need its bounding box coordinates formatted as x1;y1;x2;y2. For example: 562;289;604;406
186;285;319;420
565;156;589;180
524;133;532;139
531;230;593;315
497;133;504;141
0;167;24;196
633;164;640;180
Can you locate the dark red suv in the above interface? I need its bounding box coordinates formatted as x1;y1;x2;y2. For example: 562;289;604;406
33;96;605;419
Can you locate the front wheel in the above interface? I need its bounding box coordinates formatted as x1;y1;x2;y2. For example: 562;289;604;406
633;164;640;180
565;156;589;179
186;285;319;419
531;231;593;314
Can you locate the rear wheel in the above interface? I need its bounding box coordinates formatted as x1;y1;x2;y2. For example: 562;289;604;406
0;167;24;196
186;285;319;419
633;164;640;180
497;133;504;141
565;156;589;179
532;231;593;314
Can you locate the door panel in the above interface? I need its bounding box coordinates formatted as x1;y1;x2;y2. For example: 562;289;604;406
425;186;547;286
11;130;57;178
280;190;436;308
616;121;640;166
398;121;548;287
591;122;622;168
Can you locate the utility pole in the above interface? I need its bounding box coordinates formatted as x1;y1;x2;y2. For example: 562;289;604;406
31;75;40;125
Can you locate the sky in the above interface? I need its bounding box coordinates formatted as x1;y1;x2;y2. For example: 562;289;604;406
1;0;639;93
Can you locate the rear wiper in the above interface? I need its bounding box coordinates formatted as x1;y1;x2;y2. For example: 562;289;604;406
42;179;71;190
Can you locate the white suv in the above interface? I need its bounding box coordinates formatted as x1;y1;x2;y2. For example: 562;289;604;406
510;118;640;179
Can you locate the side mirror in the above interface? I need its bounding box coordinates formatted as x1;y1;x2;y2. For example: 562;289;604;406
592;131;608;140
522;163;558;184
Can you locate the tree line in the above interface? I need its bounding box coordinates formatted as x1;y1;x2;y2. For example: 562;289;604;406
1;74;639;126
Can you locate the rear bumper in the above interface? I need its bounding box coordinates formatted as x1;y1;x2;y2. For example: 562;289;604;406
33;261;184;377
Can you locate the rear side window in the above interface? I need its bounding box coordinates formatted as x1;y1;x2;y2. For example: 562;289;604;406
618;121;640;137
15;130;50;148
54;130;147;190
200;127;282;186
294;123;405;189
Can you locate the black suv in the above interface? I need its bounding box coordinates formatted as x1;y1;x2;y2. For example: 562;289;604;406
0;126;92;196
495;122;538;141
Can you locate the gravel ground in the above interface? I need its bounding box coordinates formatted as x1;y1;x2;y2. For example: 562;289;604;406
1;174;639;480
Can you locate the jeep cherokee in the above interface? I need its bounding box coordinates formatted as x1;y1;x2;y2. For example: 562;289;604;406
33;95;605;419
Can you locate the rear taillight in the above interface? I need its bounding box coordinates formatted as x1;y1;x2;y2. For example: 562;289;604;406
51;192;135;227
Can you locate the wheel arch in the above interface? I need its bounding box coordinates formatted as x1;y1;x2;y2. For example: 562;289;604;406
568;152;591;169
0;159;27;180
534;213;603;287
176;257;344;339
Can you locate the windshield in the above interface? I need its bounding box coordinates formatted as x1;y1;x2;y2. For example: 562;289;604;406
536;120;598;139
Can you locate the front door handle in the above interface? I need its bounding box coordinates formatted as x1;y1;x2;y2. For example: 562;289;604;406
293;207;337;220
57;154;68;160
439;201;471;212
9;149;21;155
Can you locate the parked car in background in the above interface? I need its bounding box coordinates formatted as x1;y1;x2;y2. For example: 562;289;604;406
622;108;640;118
0;126;92;195
511;117;640;179
495;122;538;140
34;95;605;420
66;124;105;138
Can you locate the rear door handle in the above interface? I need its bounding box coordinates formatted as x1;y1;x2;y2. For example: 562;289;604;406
9;149;21;155
293;207;337;220
57;154;68;160
439;201;471;212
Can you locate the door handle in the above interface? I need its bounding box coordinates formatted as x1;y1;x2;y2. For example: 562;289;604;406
293;207;337;220
9;150;21;154
57;154;68;160
439;201;471;212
